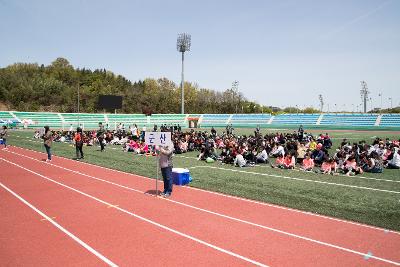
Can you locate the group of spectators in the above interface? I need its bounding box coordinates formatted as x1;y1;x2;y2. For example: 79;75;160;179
33;123;400;175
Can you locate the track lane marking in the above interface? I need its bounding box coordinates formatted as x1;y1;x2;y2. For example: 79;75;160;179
2;153;400;265
6;146;400;235
0;182;118;267
0;158;268;267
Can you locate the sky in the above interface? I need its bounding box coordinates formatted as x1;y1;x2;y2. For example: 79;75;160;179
0;0;399;111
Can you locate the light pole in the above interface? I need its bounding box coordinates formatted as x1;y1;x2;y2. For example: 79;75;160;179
360;81;369;113
369;97;373;112
177;33;191;114
378;92;382;112
389;97;393;109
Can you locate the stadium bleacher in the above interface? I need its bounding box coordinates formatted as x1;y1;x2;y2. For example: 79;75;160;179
230;114;271;127
272;114;320;125
61;113;106;130
379;114;400;127
107;114;148;128
0;111;14;120
200;114;230;127
149;114;187;126
13;111;63;129
319;113;378;127
4;111;400;129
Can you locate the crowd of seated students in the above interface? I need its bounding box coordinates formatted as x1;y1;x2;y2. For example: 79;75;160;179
33;125;400;175
186;128;399;175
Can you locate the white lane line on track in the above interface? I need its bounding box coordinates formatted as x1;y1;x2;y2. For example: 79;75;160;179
0;158;268;267
2;152;400;265
0;182;118;267
7;146;400;235
189;166;400;194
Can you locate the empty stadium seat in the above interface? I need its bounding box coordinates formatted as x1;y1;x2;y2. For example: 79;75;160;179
230;114;271;127
320;113;378;127
272;114;319;125
13;111;63;129
379;114;400;127
200;114;230;127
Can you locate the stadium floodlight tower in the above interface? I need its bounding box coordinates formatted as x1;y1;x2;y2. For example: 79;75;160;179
232;80;239;113
318;94;324;112
177;33;191;114
360;81;370;113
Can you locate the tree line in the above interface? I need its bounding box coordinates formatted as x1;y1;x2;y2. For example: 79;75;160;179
0;57;323;114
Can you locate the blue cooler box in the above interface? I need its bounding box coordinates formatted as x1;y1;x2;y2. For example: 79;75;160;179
172;168;191;185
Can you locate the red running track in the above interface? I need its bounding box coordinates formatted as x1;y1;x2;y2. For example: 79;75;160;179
1;146;400;266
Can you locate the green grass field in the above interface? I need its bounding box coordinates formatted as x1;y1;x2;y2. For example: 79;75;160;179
5;128;400;231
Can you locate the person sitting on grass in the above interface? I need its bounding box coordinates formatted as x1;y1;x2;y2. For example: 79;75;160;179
256;146;269;164
312;143;325;165
270;143;285;158
271;154;284;168
363;151;383;173
300;153;314;171
386;147;400;169
317;157;335;175
296;142;307;164
382;148;392;164
343;156;363;176
125;138;138;152
322;133;332;149
308;138;317;151
282;153;296;169
234;152;247;168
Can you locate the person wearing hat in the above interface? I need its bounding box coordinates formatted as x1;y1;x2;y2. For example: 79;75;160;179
42;126;53;162
159;145;174;197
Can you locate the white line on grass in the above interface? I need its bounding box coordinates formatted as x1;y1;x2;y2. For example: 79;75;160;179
189;166;400;194
2;152;400;265
0;158;268;267
6;146;400;235
0;182;118;267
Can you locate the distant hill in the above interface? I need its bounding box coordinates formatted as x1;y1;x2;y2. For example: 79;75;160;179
0;58;269;114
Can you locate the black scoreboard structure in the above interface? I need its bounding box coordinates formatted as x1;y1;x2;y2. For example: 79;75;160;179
98;95;122;110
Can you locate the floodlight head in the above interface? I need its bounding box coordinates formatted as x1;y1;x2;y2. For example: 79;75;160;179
177;33;191;52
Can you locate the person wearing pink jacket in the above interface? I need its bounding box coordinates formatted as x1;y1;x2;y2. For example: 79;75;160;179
301;153;314;171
